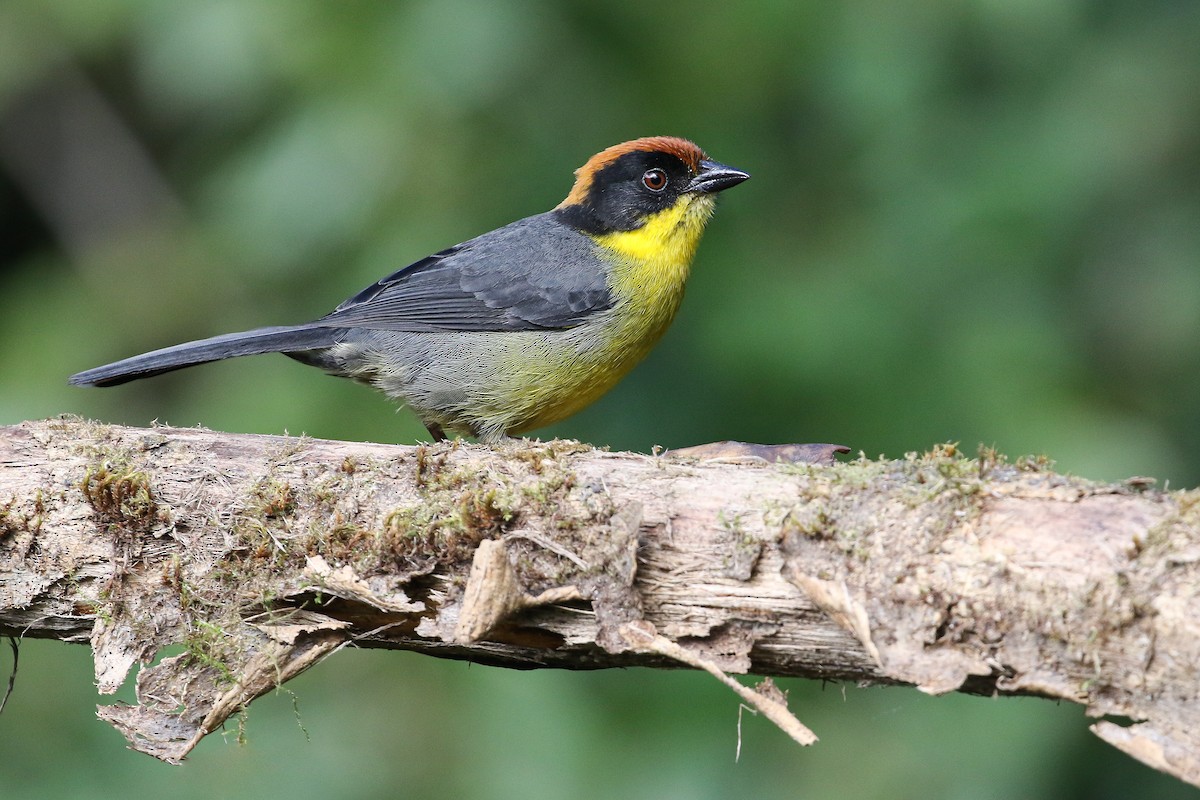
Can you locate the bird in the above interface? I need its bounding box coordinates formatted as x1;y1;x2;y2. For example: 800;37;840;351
70;136;749;443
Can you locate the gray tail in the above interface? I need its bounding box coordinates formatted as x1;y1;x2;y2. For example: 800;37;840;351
68;325;341;387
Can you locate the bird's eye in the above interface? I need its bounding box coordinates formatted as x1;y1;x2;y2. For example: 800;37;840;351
641;169;668;192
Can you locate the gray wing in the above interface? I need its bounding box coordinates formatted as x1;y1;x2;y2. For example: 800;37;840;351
317;212;613;332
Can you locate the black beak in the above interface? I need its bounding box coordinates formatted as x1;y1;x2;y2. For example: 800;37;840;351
686;159;750;194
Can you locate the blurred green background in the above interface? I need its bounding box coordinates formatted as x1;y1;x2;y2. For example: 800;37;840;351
2;1;1198;797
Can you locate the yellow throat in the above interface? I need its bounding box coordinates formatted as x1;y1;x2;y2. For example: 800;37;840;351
594;192;717;323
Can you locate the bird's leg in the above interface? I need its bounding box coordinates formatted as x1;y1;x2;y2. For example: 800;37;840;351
425;423;448;442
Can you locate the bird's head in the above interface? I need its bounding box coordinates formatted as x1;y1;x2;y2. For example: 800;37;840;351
554;137;749;238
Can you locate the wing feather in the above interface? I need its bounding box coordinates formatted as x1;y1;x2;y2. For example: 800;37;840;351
318;213;612;332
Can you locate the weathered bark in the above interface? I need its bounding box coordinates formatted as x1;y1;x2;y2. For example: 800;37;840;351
0;418;1196;786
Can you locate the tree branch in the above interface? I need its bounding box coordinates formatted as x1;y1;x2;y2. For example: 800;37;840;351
1;418;1196;786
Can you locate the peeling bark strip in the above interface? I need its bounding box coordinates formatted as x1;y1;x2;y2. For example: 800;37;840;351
0;419;1197;787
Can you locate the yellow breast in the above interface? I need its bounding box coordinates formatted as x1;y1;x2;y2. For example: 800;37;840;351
595;192;716;312
499;193;718;433
465;192;721;438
